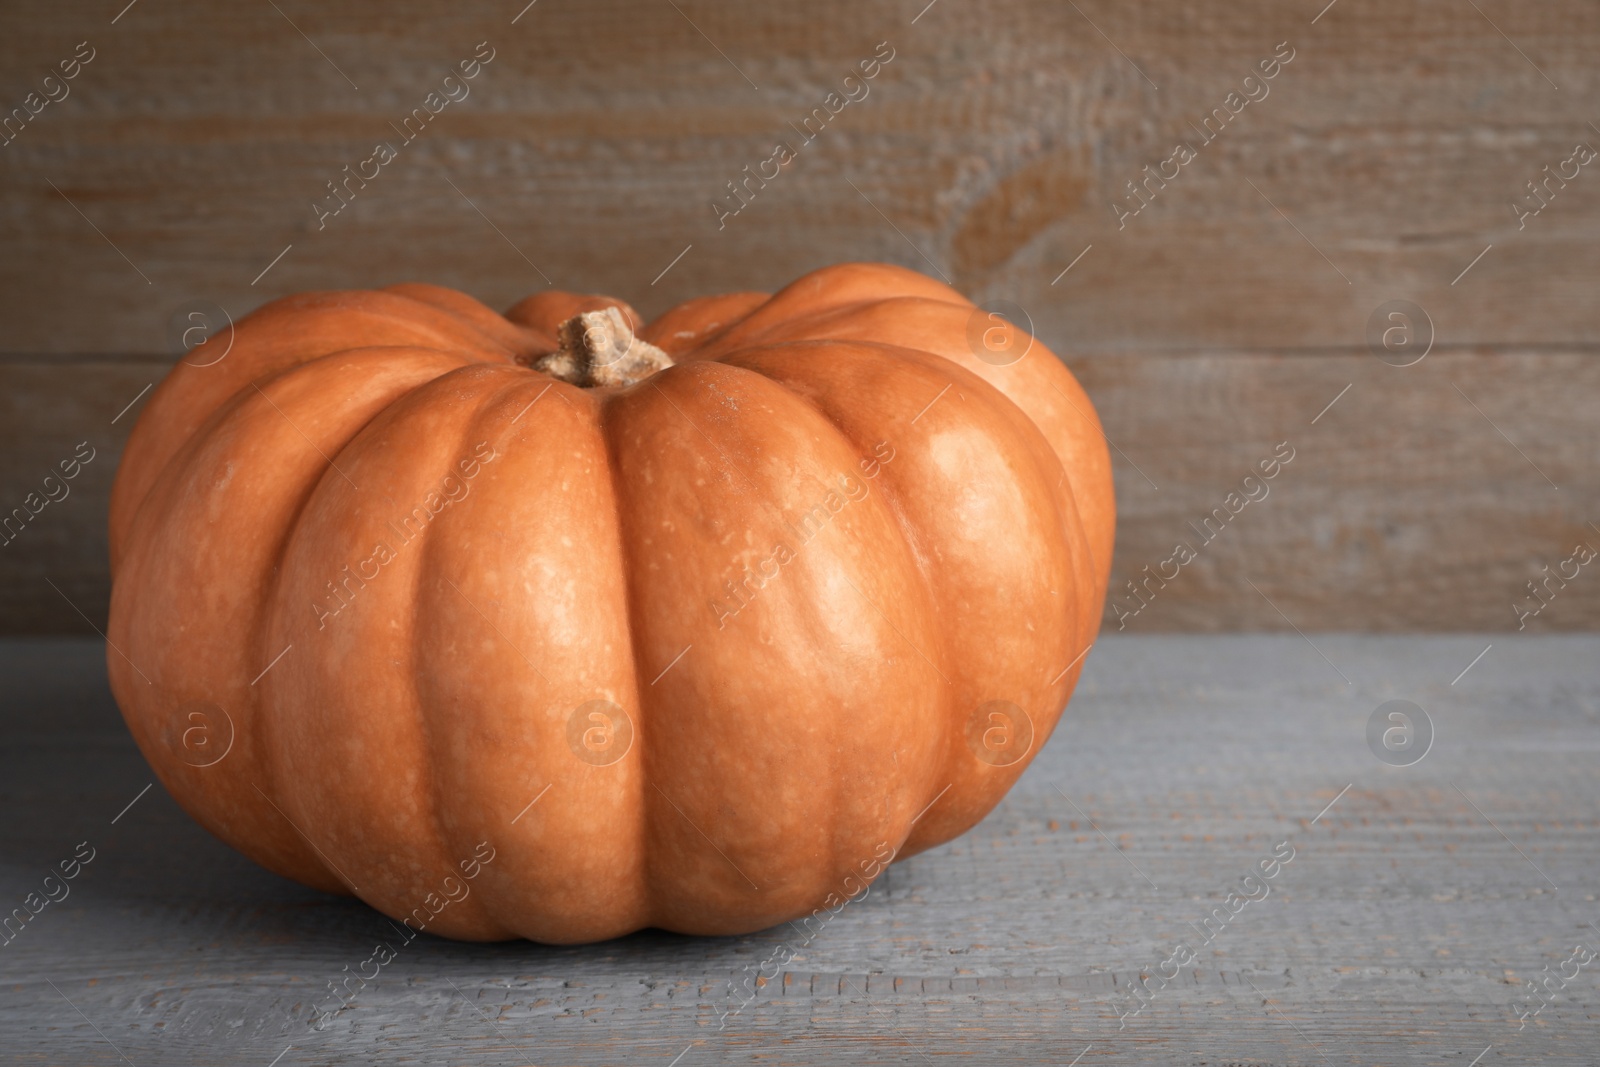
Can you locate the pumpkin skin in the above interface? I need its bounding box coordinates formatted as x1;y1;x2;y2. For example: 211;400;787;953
106;262;1113;943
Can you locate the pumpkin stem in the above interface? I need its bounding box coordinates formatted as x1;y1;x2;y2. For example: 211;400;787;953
531;307;674;388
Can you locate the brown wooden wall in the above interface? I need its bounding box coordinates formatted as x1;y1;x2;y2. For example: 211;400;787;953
2;0;1596;633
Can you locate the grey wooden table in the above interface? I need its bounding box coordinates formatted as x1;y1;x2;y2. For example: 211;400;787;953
2;635;1596;1065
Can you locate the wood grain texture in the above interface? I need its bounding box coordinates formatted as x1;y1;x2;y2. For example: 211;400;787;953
2;635;1597;1064
0;358;152;634
0;0;1596;351
2;0;1598;634
1081;345;1600;633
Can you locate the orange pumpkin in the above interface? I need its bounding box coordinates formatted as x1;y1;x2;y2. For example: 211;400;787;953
107;262;1113;943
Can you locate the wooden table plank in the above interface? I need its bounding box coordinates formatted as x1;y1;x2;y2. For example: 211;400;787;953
2;635;1596;1064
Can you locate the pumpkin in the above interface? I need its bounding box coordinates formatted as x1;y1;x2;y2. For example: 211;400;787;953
107;262;1113;943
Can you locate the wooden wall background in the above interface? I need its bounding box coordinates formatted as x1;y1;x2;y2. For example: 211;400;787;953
1;0;1596;633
